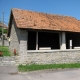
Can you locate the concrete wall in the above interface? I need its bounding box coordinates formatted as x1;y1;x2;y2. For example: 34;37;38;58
25;50;80;64
9;19;20;54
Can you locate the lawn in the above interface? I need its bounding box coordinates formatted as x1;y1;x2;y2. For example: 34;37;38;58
0;46;11;56
18;63;80;72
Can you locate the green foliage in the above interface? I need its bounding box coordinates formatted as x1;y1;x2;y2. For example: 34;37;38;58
0;46;11;56
18;63;80;72
3;29;7;33
0;27;7;34
0;27;2;34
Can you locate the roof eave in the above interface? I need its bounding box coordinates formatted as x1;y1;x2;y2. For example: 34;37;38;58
7;9;13;37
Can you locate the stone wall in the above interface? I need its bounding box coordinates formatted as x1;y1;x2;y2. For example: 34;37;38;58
25;49;80;64
9;18;28;64
19;30;28;64
9;19;20;54
0;50;80;66
0;56;18;66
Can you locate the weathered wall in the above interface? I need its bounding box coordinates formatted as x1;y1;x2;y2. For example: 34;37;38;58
9;19;20;54
0;56;17;66
1;50;80;66
9;19;28;64
25;50;80;64
19;29;28;64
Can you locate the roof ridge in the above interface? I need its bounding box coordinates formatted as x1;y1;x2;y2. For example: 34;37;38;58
11;8;78;20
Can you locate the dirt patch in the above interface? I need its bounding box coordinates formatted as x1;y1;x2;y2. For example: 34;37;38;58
9;72;18;75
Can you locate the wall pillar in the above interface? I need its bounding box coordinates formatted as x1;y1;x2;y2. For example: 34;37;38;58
19;30;28;64
59;33;62;50
59;32;66;50
36;32;38;50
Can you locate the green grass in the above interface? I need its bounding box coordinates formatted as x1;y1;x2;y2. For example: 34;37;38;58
18;63;80;72
0;46;11;56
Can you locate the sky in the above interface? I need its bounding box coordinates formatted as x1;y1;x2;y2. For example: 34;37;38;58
0;0;80;26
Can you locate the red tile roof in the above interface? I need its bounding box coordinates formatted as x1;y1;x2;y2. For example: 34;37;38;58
9;8;80;32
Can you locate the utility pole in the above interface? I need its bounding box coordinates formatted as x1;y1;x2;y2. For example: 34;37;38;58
2;12;4;46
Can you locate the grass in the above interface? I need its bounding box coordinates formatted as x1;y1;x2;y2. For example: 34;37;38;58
0;46;11;56
18;63;80;72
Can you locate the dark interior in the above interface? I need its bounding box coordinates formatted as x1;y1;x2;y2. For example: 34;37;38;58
38;32;60;49
28;31;36;50
28;31;60;50
66;32;80;49
28;31;80;50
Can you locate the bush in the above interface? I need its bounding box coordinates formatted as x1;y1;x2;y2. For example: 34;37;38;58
0;27;7;35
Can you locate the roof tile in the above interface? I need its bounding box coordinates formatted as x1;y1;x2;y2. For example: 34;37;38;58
11;8;80;32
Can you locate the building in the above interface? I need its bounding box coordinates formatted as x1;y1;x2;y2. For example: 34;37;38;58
7;8;80;64
0;22;8;29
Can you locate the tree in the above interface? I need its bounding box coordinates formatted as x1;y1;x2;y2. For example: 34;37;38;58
0;27;7;35
0;27;2;34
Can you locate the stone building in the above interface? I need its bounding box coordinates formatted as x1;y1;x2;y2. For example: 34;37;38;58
7;8;80;64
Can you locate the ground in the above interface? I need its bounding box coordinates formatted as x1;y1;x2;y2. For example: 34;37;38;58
0;66;80;80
